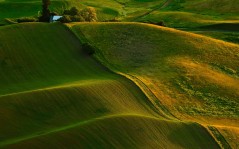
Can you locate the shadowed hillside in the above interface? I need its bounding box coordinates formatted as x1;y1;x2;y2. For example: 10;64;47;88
3;115;220;149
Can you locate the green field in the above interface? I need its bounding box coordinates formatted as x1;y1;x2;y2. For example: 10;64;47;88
1;0;239;29
0;23;223;148
0;0;239;148
3;116;219;149
71;22;239;148
72;22;239;124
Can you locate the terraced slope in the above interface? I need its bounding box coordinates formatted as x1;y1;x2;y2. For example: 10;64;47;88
0;23;220;148
72;22;239;127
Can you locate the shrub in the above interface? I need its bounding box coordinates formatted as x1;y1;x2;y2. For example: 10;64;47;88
17;17;38;23
58;15;72;23
70;7;79;16
71;15;85;22
63;10;71;15
60;7;98;23
63;7;79;16
80;7;97;22
156;21;166;27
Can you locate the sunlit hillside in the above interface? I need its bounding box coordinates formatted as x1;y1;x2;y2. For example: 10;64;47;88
0;23;222;148
0;0;238;148
71;22;239;147
72;22;239;125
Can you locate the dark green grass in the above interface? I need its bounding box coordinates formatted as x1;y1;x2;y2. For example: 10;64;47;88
3;115;220;149
199;23;239;32
0;79;157;146
0;0;69;21
0;22;159;147
0;23;117;95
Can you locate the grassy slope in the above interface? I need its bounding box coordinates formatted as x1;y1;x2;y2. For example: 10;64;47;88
189;31;239;45
217;126;239;148
181;0;239;16
0;23;153;146
0;22;116;95
137;10;239;28
72;22;239;127
134;0;239;28
4;115;219;149
0;23;220;148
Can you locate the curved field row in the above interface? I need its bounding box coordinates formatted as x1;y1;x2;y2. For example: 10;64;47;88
1;115;220;149
0;22;222;148
0;22;160;144
0;80;158;146
136;11;239;28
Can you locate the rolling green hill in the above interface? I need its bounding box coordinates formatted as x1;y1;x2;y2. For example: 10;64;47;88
70;22;239;148
0;22;154;147
71;22;239;127
0;23;222;148
0;0;238;148
3;115;220;149
181;0;239;15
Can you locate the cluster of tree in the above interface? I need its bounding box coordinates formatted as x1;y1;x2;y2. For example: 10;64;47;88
59;7;97;23
38;0;97;23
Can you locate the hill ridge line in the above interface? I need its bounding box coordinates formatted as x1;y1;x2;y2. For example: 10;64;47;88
0;79;110;98
69;22;239;46
0;114;175;147
67;23;177;120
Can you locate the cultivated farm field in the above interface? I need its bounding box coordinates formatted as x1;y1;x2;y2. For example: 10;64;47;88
0;0;239;148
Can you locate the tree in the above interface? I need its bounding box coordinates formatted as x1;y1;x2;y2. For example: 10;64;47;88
63;7;79;16
69;7;79;16
39;0;51;22
80;7;97;22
